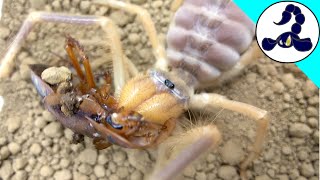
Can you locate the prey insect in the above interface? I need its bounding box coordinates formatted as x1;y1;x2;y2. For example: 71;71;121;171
30;35;177;149
1;0;270;179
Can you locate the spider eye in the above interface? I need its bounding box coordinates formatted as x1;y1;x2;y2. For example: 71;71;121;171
105;115;123;130
164;79;175;89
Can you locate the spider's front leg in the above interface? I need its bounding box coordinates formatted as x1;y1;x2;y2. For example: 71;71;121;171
93;0;169;71
150;123;222;180
0;11;136;94
189;93;270;179
170;0;185;12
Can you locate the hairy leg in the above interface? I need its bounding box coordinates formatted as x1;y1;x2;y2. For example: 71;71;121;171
0;12;126;94
150;124;221;180
93;0;168;71
189;93;270;179
171;0;185;12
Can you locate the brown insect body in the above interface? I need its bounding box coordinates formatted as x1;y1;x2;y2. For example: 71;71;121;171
30;64;99;138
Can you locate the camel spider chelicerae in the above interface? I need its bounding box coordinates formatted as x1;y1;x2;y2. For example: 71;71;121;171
0;0;269;179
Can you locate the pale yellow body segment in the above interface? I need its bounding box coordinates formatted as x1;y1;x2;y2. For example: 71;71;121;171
118;73;184;125
118;74;157;110
135;93;184;124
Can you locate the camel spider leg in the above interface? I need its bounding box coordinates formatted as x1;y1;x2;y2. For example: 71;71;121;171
150;91;269;180
171;0;185;12
189;93;270;179
150;125;222;180
0;12;133;94
93;0;169;71
93;0;265;88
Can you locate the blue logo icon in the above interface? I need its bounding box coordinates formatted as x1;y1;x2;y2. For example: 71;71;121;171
256;2;319;63
262;4;312;52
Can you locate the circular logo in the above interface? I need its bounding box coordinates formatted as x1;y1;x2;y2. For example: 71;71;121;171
256;1;319;63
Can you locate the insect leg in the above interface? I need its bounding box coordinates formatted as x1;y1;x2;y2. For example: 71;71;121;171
93;137;112;150
65;36;86;82
66;36;97;89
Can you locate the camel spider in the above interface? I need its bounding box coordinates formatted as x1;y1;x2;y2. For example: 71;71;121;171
0;0;269;179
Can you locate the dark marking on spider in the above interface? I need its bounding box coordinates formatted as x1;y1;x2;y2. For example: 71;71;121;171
164;79;175;89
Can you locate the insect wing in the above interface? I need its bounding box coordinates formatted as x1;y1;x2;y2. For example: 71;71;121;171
29;64;54;97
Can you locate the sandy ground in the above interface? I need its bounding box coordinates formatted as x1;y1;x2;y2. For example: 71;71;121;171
0;0;319;180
